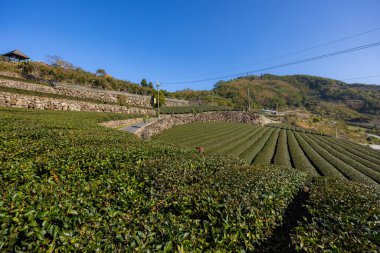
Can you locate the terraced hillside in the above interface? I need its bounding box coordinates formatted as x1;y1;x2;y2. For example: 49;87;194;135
155;122;380;185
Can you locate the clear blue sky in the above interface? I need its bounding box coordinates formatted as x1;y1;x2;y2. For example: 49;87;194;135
1;0;380;91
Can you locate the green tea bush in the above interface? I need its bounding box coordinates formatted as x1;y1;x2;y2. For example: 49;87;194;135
308;135;380;183
0;108;308;252
287;130;319;177
292;178;380;252
240;128;274;163
334;138;380;165
294;132;345;179
253;128;280;164
301;134;376;185
273;129;291;166
315;135;380;173
158;105;233;114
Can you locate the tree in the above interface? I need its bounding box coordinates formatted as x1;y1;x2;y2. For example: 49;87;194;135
46;55;74;69
148;82;154;89
96;68;106;76
141;78;148;87
151;90;165;108
20;61;35;77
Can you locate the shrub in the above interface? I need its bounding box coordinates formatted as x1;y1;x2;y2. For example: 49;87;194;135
253;128;280;164
0;108;308;251
117;94;129;107
292;178;380;252
273;129;291;166
287;130;319;177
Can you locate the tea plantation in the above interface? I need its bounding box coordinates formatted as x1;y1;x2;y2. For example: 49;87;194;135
1;108;379;252
155;122;380;185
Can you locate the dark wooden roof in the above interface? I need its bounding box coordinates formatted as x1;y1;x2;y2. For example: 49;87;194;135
3;50;30;60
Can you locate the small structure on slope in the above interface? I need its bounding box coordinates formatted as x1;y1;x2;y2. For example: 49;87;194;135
2;50;30;62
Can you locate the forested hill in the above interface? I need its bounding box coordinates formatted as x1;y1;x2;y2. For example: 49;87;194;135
211;74;380;117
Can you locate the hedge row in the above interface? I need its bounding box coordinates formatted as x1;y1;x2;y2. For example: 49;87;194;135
301;133;377;185
231;127;270;159
334;138;380;166
273;129;291;166
294;132;345;179
253;128;280;165
174;123;248;148
308;135;380;184
156;121;224;141
315;135;380;173
160;122;240;144
207;125;258;153
240;128;275;163
266;123;326;136
287;130;319;177
214;126;261;154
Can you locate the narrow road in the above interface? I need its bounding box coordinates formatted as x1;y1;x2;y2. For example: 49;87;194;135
120;121;147;133
120;118;156;134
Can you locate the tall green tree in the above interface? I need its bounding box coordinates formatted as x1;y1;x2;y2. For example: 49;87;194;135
141;78;148;87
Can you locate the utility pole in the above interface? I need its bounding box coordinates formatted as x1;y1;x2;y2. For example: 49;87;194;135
247;87;250;112
156;80;160;118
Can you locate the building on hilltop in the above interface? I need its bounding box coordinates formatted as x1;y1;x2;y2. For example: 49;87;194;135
2;50;30;62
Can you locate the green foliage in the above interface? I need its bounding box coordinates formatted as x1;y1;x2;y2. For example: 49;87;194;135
287;131;319;177
294;132;346;179
292;178;380;252
96;68;106;76
0;108;308;251
0;61;155;96
20;61;35;77
300;133;377;185
156;122;380;185
117;94;129;107
151;90;165;107
240;128;274;163
273;129;291;166
140;78;148;87
168;89;235;107
308;134;380;184
253;128;280;165
158;105;234;114
212;74;380;117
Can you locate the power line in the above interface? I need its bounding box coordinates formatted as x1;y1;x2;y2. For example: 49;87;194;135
343;74;380;81
168;27;380;82
163;41;380;85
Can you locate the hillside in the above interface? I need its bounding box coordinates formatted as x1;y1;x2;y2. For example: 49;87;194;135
213;74;380;117
2;59;378;119
1;108;379;252
0;60;156;96
155;122;380;185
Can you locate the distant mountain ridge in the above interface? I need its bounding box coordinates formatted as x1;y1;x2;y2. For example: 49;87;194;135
211;74;380;117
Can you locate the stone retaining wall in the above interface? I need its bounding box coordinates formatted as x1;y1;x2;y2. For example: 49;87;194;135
136;111;272;138
0;91;155;115
0;79;189;107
